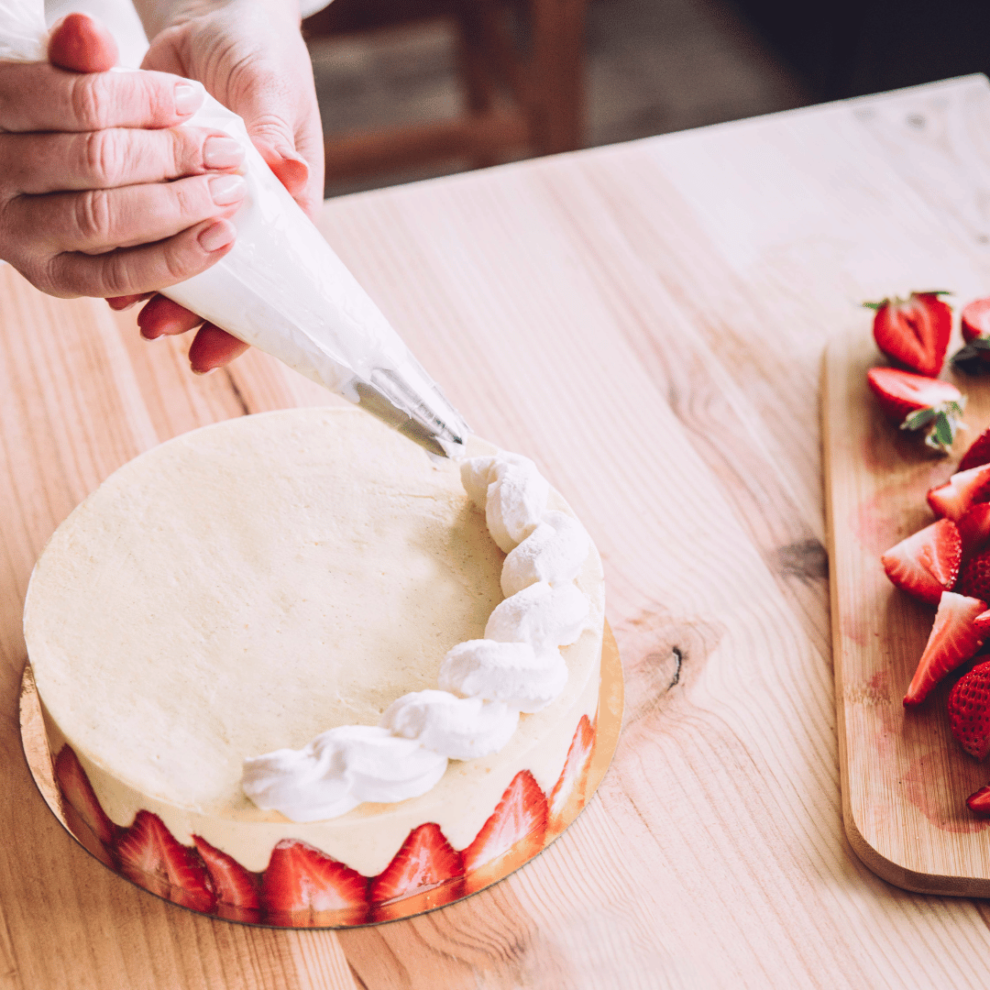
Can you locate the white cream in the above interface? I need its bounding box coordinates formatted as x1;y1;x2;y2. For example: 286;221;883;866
242;449;592;821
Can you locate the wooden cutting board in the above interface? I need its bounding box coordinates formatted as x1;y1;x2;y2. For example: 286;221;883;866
824;328;990;896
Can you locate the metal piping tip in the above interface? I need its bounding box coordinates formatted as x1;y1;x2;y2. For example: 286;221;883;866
353;367;469;458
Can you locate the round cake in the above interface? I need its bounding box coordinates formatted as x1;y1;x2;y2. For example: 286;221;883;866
24;407;604;925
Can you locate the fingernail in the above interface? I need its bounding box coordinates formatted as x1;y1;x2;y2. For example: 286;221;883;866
174;82;203;116
209;174;247;206
198;219;236;252
203;135;244;170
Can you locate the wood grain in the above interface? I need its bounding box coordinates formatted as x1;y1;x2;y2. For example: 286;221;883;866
6;74;990;988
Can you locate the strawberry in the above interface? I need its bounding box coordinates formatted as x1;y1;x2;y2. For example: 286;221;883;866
192;835;261;924
880;519;961;605
462;770;548;895
53;745;117;867
928;464;990;521
956;548;990;602
953;298;990;373
115;810;215;913
903;592;988;706
958;427;990;472
261;839;368;927
967;784;990;815
865;290;952;376
547;714;596;838
957;504;990;559
866;367;965;454
947;661;990;759
369;823;464;921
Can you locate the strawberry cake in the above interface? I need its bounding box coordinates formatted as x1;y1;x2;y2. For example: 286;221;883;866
24;408;605;925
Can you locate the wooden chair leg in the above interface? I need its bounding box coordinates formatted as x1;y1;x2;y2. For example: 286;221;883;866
528;0;587;155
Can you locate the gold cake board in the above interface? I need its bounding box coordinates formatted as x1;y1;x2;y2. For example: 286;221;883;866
20;624;623;928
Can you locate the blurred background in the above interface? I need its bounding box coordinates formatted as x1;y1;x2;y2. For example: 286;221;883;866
305;0;990;198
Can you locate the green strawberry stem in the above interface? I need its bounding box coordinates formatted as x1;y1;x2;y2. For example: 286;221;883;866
901;399;966;453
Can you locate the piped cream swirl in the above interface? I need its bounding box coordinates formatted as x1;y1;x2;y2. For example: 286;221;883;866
242;450;593;821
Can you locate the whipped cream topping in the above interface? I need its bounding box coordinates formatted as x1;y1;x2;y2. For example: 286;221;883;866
242;450;593;821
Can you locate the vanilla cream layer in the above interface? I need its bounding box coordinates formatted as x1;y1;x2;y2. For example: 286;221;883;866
26;408;604;876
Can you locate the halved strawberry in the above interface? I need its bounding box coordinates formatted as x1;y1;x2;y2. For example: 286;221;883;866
928;464;990;521
947;661;990;759
866;367;965;454
880;519;961;605
903;592;989;706
957;504;990;559
461;770;548;895
959;427;990;472
261;839;368;927
192;835;261;924
957;548;990;603
53;745;117;867
967;784;990;815
115;810;215;913
547;714;596;838
369;823;463;922
953;298;990;373
865;291;952;376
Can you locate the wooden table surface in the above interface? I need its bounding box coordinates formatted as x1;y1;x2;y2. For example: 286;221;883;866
4;73;990;989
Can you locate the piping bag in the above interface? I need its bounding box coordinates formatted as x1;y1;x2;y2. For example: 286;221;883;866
0;1;469;458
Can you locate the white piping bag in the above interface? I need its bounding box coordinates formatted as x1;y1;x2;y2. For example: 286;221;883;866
0;0;469;457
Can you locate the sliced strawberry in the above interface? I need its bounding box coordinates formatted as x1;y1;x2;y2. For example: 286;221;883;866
115;810;215;913
959;427;990;472
369;823;463;922
865;291;952;376
547;714;596;838
192;835;261;924
53;745;117;867
957;548;990;603
866;367;965;454
962;298;990;342
261;839;368;927
462;770;548;895
975;610;990;638
903;592;989;706
967;784;990;815
927;464;990;521
957;504;990;559
947;661;990;759
880;519;961;605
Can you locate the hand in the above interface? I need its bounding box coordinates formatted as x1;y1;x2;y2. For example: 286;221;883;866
0;14;245;310
121;0;325;372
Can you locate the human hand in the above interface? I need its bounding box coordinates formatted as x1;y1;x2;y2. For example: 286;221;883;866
0;13;246;314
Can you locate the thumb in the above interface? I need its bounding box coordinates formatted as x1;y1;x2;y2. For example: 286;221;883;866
251;136;310;202
48;12;118;73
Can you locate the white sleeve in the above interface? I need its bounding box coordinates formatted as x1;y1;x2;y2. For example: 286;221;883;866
300;0;334;17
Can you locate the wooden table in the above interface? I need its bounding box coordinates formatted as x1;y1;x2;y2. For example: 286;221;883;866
3;73;990;989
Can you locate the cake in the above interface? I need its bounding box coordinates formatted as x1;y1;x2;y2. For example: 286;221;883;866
24;407;605;925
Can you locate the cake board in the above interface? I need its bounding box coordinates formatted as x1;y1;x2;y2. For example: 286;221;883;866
20;624;623;927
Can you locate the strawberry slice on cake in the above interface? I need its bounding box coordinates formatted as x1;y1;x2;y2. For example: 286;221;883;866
462;770;548;895
115;811;215;913
903;592;989;707
369;822;464;921
192;835;262;923
54;745;117;867
547;714;596;838
880;519;961;605
261;839;368;927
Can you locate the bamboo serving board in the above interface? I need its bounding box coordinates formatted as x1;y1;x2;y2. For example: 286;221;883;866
824;329;990;896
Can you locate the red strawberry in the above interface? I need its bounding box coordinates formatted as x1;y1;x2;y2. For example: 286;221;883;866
957;504;990;559
192;835;261;924
880;519;961;605
53;745;117;867
866;367;965;454
975;610;990;638
903;592;988;706
947;661;990;759
115;810;215;913
927;463;990;521
369;823;463;921
967;784;990;815
962;298;990;342
261;839;368;927
957;548;990;602
547;714;596;838
959;427;990;472
865;290;952;376
462;770;548;895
